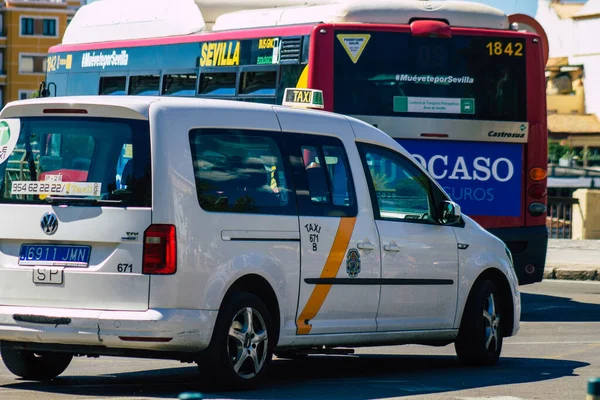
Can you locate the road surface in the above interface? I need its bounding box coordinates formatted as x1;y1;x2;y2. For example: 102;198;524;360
0;280;599;400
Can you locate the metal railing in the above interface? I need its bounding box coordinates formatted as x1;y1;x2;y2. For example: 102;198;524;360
546;196;579;239
548;164;600;178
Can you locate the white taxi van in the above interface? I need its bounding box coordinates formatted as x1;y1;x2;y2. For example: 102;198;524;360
0;92;519;389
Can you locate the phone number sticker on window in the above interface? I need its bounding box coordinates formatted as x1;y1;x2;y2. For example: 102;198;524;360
11;181;102;197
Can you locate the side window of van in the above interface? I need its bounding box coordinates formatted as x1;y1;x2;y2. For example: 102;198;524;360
189;129;296;215
288;134;357;217
358;143;436;223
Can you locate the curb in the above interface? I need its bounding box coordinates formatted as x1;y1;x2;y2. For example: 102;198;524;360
543;266;600;281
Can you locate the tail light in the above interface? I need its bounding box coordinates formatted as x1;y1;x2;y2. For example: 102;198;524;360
142;224;176;275
528;184;547;199
530;167;547;181
410;20;452;38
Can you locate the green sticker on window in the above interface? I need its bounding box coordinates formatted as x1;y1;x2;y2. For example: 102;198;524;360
0;121;10;146
0;119;21;165
393;97;475;115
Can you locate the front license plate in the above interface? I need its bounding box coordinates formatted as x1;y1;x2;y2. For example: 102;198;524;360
32;267;64;285
19;245;91;267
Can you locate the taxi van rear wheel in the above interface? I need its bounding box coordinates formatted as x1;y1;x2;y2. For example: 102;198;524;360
455;279;503;366
200;292;274;390
0;346;73;380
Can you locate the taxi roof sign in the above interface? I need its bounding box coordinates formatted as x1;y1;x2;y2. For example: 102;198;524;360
282;88;324;109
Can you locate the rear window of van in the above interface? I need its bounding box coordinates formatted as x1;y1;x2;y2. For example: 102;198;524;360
0;117;151;207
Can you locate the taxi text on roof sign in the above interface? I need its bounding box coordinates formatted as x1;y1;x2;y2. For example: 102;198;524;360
282;88;324;109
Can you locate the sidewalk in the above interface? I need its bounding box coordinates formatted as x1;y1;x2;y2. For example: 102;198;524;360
543;239;600;281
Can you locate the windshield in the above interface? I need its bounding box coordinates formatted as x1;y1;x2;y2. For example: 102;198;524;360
0;117;151;207
333;30;527;122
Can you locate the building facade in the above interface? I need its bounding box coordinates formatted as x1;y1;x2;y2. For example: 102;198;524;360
0;0;82;107
536;0;600;169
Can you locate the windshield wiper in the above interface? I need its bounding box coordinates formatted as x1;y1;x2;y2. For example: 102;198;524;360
44;196;123;205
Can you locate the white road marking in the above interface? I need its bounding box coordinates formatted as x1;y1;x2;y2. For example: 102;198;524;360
540;279;600;285
456;397;529;400
507;340;600;345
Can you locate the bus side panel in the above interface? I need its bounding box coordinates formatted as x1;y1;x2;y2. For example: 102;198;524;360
309;24;335;112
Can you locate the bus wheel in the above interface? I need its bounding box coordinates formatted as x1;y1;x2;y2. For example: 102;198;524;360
0;346;73;380
201;292;273;389
455;279;503;366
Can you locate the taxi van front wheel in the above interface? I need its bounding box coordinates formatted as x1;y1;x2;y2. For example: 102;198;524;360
200;292;274;390
455;279;503;366
0;345;73;380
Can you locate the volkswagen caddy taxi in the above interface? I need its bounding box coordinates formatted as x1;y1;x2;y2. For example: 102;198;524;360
0;92;520;389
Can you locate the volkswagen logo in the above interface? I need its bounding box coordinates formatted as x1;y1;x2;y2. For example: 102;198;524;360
41;213;59;236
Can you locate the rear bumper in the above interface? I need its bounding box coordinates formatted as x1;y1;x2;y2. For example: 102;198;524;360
488;225;548;285
0;306;218;353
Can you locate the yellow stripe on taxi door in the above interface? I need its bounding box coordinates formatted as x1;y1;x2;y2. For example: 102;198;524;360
296;217;357;334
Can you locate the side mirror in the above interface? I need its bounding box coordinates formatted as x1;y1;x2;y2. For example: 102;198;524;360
438;200;462;225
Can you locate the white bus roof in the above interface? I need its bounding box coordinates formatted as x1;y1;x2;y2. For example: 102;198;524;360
213;1;509;31
62;0;341;45
62;0;206;45
61;0;508;46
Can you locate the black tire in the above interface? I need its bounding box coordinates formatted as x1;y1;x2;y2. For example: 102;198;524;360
200;292;274;390
455;279;504;366
0;346;73;380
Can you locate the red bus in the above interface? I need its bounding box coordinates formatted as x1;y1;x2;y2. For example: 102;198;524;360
41;0;549;285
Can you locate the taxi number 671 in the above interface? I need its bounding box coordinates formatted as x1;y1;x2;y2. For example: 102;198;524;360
118;263;132;273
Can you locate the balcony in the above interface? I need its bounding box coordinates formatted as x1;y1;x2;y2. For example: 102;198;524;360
547;91;586;115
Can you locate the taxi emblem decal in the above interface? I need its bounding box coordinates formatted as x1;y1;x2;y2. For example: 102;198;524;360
346;248;361;278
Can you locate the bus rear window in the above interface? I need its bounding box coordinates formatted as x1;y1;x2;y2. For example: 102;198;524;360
99;76;126;95
333;31;527;122
0;117;151;207
199;72;236;96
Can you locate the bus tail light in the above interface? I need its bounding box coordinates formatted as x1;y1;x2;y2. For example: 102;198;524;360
410;20;451;38
528;184;547;199
529;167;547;181
142;224;176;275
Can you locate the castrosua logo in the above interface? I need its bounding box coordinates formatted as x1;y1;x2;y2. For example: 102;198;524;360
488;124;528;139
488;130;525;139
0;121;10;146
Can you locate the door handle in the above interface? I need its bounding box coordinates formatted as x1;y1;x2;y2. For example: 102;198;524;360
357;242;375;250
384;244;401;252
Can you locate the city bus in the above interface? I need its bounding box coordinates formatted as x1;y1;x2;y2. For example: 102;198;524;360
40;0;549;285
